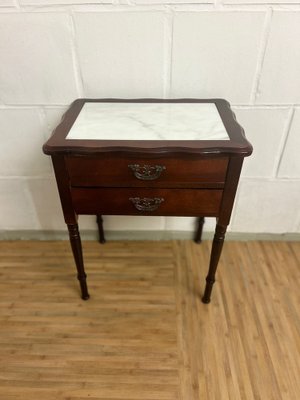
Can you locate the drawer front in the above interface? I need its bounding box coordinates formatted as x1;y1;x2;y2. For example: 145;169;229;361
66;155;228;189
71;187;223;217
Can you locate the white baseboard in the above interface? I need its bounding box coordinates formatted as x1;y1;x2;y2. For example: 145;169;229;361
0;230;299;241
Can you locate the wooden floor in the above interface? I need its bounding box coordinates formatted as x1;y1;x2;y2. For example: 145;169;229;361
0;240;299;400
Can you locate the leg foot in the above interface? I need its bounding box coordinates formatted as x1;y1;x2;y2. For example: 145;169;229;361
194;217;205;244
202;224;227;304
202;278;215;303
78;274;90;300
68;223;90;300
202;296;211;304
81;293;90;301
96;215;106;244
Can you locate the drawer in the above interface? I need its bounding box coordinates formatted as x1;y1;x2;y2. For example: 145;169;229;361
71;187;223;217
66;155;228;189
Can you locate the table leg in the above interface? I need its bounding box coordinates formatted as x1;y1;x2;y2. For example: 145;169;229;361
194;217;205;244
67;223;90;300
96;215;106;244
202;223;227;304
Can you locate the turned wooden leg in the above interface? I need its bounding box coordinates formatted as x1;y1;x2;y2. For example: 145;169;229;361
194;217;205;244
67;224;90;300
96;215;106;244
202;223;227;304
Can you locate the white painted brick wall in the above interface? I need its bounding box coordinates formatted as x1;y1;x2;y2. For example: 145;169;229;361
0;13;78;105
0;108;51;176
233;107;290;178
0;0;299;236
73;12;166;98
231;181;300;233
171;12;265;103
0;1;15;6
256;12;300;104
278;109;300;178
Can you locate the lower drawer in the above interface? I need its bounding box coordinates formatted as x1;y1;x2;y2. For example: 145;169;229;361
71;187;223;217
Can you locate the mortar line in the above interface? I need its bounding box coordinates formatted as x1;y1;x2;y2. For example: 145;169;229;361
0;104;68;109
1;229;299;241
38;106;49;139
163;7;174;98
249;6;273;104
214;0;224;10
1;103;299;109
274;107;295;178
69;11;84;98
5;5;300;13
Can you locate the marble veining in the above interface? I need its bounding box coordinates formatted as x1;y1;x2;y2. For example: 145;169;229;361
66;102;229;141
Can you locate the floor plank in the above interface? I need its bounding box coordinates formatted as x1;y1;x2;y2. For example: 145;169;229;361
0;240;299;399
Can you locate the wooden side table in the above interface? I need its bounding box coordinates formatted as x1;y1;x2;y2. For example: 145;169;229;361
43;98;252;303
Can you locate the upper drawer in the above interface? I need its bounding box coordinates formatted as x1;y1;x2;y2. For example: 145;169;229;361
66;155;228;188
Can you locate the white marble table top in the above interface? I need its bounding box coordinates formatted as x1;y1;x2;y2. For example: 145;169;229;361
66;102;229;141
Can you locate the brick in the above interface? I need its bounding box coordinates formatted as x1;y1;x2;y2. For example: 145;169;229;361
26;178;69;230
278;109;300;178
20;0;111;4
257;12;300;104
44;107;68;138
103;216;165;231
73;12;165;98
165;217;217;232
231;181;300;233
225;0;300;3
0;0;15;6
0;13;78;105
0;179;39;230
171;12;265;103
135;0;212;3
233;107;289;178
0;108;51;176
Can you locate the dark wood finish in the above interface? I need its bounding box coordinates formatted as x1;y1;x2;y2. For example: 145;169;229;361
66;155;228;189
71;187;223;217
43;98;252;157
218;156;244;226
202;224;227;303
67;224;89;300
51;155;77;224
43;98;252;303
194;217;205;244
96;215;106;244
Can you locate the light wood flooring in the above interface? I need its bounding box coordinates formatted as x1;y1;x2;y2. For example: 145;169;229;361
0;240;299;400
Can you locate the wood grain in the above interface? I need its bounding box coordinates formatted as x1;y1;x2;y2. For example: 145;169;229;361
71;187;223;216
0;240;299;399
66;155;228;188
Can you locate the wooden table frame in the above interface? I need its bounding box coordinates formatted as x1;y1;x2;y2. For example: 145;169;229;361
43;98;252;303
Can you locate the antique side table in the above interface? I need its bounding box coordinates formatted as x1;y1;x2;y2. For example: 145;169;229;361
43;99;252;303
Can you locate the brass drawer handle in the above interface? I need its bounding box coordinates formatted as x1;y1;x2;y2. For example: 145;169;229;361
129;197;164;212
128;164;166;180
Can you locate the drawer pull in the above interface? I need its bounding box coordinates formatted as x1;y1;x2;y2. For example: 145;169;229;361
129;197;164;212
128;164;166;180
